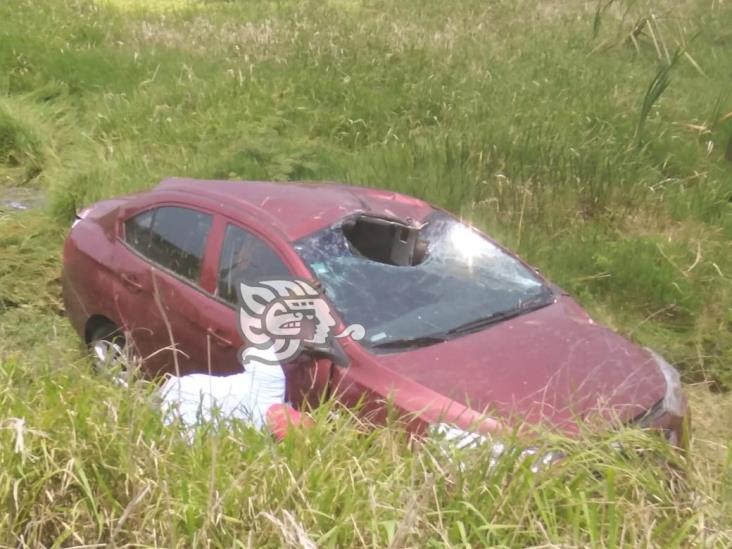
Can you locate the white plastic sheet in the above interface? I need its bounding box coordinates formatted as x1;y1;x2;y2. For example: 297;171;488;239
160;358;286;431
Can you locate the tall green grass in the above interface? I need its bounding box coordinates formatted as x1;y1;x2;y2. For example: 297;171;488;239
1;352;730;547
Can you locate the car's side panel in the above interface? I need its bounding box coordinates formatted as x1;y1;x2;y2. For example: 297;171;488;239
112;196;218;377
195;296;241;376
62;216;125;341
148;266;212;377
282;356;333;410
199;211;337;404
201;212;292;375
110;237;175;375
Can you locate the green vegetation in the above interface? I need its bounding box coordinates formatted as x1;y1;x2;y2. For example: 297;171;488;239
0;0;730;545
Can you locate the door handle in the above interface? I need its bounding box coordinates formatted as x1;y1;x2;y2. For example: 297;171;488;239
207;328;233;348
121;273;143;293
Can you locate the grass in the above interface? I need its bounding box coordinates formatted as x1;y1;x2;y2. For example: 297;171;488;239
0;0;730;545
1;351;731;547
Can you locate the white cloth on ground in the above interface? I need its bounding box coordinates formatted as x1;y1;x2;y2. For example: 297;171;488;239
160;358;286;431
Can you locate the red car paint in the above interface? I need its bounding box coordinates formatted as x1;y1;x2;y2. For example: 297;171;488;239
62;178;688;440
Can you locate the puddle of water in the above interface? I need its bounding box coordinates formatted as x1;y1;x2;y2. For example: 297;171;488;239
0;187;46;212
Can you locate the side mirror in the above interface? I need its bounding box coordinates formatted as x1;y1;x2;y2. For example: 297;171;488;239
302;339;350;368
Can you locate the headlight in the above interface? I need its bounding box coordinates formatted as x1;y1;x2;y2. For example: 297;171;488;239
430;423;563;473
646;349;685;418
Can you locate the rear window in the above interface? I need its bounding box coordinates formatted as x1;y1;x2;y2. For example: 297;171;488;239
125;206;212;283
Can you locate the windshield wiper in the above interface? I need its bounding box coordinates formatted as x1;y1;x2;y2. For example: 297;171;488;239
445;293;555;338
369;334;447;351
369;292;555;350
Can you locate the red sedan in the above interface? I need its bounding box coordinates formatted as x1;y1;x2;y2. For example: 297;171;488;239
62;178;688;447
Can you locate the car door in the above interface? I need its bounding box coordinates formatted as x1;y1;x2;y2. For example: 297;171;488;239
203;221;333;408
202;222;292;375
114;204;214;377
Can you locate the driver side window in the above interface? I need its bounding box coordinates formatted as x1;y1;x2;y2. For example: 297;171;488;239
216;224;290;304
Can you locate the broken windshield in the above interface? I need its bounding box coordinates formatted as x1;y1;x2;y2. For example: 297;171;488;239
294;211;554;351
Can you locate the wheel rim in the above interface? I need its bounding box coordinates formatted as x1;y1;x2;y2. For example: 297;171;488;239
92;339;128;386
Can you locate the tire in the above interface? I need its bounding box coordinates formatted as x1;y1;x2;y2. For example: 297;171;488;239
89;323;128;385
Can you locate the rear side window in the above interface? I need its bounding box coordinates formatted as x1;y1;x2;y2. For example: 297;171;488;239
125;206;212;283
217;224;290;304
124;209;154;255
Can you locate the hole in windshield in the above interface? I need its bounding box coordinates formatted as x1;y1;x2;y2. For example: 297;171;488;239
343;216;429;267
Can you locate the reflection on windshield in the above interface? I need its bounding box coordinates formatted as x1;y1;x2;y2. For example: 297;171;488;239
294;212;553;350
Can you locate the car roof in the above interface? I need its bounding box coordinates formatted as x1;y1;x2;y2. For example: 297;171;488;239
156;177;435;241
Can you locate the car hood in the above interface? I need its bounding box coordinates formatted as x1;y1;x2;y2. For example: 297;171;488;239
373;296;666;432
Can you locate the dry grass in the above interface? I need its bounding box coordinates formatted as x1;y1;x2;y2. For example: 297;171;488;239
130;18;282;56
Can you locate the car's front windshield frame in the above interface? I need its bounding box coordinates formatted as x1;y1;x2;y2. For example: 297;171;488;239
294;211;555;352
